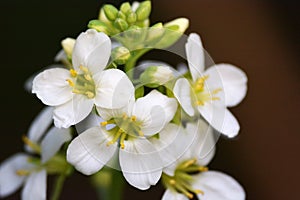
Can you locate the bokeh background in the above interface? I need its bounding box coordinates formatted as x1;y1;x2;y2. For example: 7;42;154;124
0;0;299;199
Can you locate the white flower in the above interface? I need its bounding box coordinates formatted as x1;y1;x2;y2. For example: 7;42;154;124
67;90;177;190
0;108;71;199
32;29;134;128
161;120;245;200
173;33;247;138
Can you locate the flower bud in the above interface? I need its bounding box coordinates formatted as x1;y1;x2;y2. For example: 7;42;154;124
136;1;151;21
140;66;174;87
154;18;189;49
117;11;126;20
127;12;137;24
164;17;189;33
61;38;75;58
144;23;164;46
114;18;128;31
120;2;131;14
111;46;131;65
103;4;118;21
88;20;112;35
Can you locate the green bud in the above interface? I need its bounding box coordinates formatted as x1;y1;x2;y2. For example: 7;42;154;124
98;8;110;23
135;19;150;28
111;46;131;65
88;20;112;35
136;1;151;21
114;18;128;31
144;23;165;46
120;2;131;14
127;12;137;24
61;38;75;59
164;18;189;33
103;4;118;21
140;66;174;87
155;18;189;49
118;11;126;20
135;86;144;99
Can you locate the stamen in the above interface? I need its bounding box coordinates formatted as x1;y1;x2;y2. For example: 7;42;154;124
84;74;92;81
85;91;95;98
66;79;74;87
120;132;127;149
198;166;208;172
212;88;222;94
22;135;41;153
169;179;176;185
131;116;137;121
122;113;128;120
79;65;89;73
101;121;108;126
69;69;77;77
138;130;144;137
107;128;123;146
16;169;30;176
194;189;204;195
196;100;204;106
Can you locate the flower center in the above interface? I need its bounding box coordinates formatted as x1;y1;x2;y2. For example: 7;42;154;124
192;75;221;106
101;113;144;149
66;66;96;99
162;158;208;199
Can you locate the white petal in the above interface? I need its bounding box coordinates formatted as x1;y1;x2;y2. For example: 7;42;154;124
119;139;162;190
75;112;104;134
150;124;196;176
27;107;54;143
133;90;177;136
72;29;111;74
186;33;205;81
0;154;31;197
162;189;188;200
173;78;195;116
198;104;240;138
53;95;94;128
205;64;247;107
94;69;135;109
185;120;216;166
32;68;73;106
193;171;245;200
22;170;47;200
66;127;117;175
41;127;72;163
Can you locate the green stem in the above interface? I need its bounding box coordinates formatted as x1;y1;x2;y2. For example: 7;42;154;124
125;48;151;79
50;174;67;200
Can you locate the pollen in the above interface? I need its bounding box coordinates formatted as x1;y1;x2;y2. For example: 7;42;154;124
198;166;208;172
169;179;176;185
131;116;137;121
79;65;89;73
66;79;74;87
101;121;108;126
69;69;77;77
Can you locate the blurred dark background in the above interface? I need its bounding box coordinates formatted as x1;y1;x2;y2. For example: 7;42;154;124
0;0;299;199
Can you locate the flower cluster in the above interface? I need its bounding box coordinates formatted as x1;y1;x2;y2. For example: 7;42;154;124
0;1;247;200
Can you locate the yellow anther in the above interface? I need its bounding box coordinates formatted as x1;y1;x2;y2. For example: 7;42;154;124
84;74;92;81
194;189;204;195
196;100;204;106
106;141;114;146
131;116;137;121
183;159;196;168
101;121;108;126
122;113;128;119
80;65;89;73
85;91;95;99
169;179;176;185
16;169;30;176
66;79;74;87
120;132;126;149
69;69;77;77
186;193;194;199
198;166;208;172
22;135;40;153
212;97;220;101
138;130;144;137
212;88;222;94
